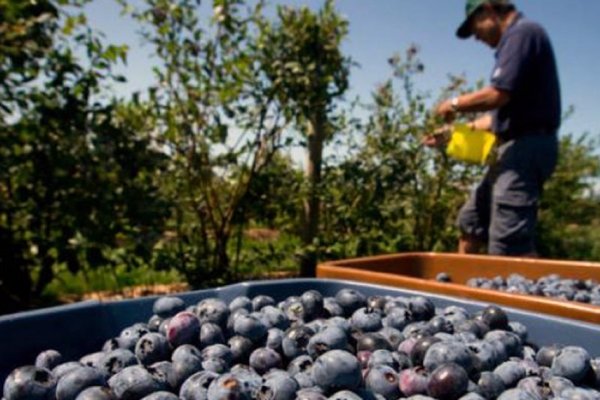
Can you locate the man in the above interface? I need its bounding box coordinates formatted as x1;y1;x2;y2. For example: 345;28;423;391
426;0;561;256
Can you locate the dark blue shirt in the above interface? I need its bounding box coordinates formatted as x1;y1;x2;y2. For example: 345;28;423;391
491;13;561;140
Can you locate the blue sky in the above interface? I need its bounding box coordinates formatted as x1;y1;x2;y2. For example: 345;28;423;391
85;0;600;139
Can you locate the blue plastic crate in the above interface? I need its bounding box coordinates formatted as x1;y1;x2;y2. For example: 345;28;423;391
1;278;599;385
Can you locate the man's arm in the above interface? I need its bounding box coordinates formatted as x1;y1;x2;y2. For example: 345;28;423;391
436;86;510;120
422;113;493;148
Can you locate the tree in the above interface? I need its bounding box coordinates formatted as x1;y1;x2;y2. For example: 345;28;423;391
0;0;168;313
259;0;351;276
537;134;600;260
320;47;483;258
121;0;289;286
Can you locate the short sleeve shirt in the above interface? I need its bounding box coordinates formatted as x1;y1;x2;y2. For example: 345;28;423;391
491;13;561;140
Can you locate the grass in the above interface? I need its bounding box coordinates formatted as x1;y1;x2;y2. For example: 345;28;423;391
43;263;184;300
41;229;301;302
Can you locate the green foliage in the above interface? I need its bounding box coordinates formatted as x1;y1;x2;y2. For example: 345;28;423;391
0;0;167;313
259;0;351;276
119;0;291;287
538;134;600;260
320;47;483;259
2;0;600;315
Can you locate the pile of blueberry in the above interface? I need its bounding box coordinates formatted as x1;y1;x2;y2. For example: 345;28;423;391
3;288;600;399
459;273;600;306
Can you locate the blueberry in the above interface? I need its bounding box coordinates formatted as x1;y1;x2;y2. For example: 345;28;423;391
35;350;63;371
351;307;383;332
508;321;528;342
3;366;56;400
323;297;344;318
199;322;225;348
355;332;393;352
307;326;348;358
296;387;327;399
56;366;105;400
411;336;441;366
119;323;151;351
403;321;435;339
496;388;539;400
229;296;253;313
366;295;387;312
322;317;351;335
201;344;233;373
282;325;314;359
587;357;600;389
423;341;473;373
178;370;219;400
99;349;138;377
427;363;469;400
480;306;509;330
301;290;325;320
551;346;591;384
399;367;429;397
74;386;115;400
364;365;400;400
135;333;171;366
249;347;282;374
252;295;276;311
152;296;185;318
335;289;367;317
455;319;488;338
196;298;229;328
560;387;600;400
493;360;526;388
476;371;506;399
312;350;362;394
52;362;84;380
288;355;314;376
428;316;454;335
265;328;284;353
230;364;262;395
166;311;200;347
326;390;363;400
398;337;419;356
458;393;486;400
468;341;500;374
227;308;250;335
382;307;409;330
140;391;179;400
206;373;248;399
257;371;299;399
147;315;163;332
407;297;435;322
79;352;106;369
261;306;290;331
516;377;544;400
443;306;470;326
536;344;563;367
228;335;256;365
282;298;306;323
377;326;405;348
108;365;165;400
234;314;268;343
148;361;178;391
484;330;522;358
367;349;405;370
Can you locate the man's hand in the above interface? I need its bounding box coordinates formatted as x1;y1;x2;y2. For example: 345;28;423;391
435;99;456;123
422;126;451;148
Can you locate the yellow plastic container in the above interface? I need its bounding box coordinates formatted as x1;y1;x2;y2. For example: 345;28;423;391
446;123;496;165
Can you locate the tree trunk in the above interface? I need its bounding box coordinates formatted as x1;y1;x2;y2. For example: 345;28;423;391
300;112;325;277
